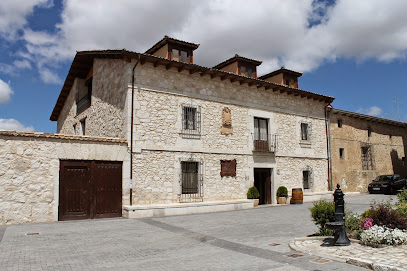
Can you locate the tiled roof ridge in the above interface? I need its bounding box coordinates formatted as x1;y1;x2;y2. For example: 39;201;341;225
259;67;303;79
331;108;407;127
145;35;200;54
213;54;262;69
0;130;128;143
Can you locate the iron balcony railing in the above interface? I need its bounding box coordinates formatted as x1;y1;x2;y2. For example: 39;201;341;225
252;133;278;152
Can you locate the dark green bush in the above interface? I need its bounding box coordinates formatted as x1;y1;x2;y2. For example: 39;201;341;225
247;186;260;199
309;200;335;236
397;189;407;204
276;186;288;198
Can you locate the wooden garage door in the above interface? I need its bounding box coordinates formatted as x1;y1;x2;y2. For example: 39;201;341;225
59;160;122;221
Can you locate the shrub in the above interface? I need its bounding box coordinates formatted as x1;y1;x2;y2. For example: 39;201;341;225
247;186;260;199
397;189;407;204
361;209;374;219
276;186;288;198
369;203;407;230
360;225;407;246
310;200;335;236
395;202;407;218
345;210;360;231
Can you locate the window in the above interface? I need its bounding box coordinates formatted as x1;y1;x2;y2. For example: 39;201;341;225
303;170;310;189
338;119;342;128
181;161;199;194
76;77;92;115
239;64;256;78
80;119;86;135
171;49;190;63
339;148;344;159
285;78;290;86
301;123;309;141
73;124;77;135
361;146;374;170
253;117;269;151
220;160;236;177
368;127;372;137
181;105;201;135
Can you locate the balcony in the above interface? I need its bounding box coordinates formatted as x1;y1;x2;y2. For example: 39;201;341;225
252;133;277;152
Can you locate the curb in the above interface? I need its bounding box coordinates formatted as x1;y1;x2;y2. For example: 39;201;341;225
289;237;405;271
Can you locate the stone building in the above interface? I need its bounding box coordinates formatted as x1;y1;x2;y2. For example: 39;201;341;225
329;108;407;192
1;36;334;224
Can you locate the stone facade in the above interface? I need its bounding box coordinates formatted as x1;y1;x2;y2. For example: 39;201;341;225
0;131;128;225
55;58;330;207
330;109;407;192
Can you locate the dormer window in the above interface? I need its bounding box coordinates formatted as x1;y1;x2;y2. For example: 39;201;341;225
213;54;261;79
259;67;302;88
145;35;199;64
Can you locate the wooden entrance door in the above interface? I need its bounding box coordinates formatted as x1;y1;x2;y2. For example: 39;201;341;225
254;168;271;205
59;160;122;221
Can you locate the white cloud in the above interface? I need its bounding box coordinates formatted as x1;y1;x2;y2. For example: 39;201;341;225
13;59;31;69
0;118;34;132
357;106;383;116
0;79;13;103
39;68;61;84
0;0;53;40
4;0;407;82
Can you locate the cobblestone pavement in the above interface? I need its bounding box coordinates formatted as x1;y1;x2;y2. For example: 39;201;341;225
290;237;407;271
0;193;397;270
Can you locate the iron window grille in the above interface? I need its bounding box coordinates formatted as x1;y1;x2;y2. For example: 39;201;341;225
179;160;203;202
361;145;375;170
181;104;201;137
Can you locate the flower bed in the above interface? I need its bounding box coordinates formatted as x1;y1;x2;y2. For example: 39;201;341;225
360;225;407;246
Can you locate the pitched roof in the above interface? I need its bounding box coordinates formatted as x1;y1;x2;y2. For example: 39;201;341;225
213;54;262;70
259;67;303;80
330;108;407;127
145;35;200;55
50;49;334;121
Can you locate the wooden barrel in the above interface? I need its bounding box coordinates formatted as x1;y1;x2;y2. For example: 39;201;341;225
290;188;303;204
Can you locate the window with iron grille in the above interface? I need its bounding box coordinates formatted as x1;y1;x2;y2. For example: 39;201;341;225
303;170;310;189
361;146;374;170
253;117;269;151
181;161;199;194
181;105;201;135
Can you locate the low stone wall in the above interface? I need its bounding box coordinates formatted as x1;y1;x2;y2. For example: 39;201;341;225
0;131;128;225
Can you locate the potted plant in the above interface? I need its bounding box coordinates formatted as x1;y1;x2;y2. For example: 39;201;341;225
247;186;260;207
276;186;288;204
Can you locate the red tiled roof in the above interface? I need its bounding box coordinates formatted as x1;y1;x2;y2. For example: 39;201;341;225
259;67;303;80
145;35;199;55
0;130;128;143
330;108;407;127
50;49;334;121
213;54;262;70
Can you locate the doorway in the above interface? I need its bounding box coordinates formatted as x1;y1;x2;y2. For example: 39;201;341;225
254;168;271;205
59;160;123;221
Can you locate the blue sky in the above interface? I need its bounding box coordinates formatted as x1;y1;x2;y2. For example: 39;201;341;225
0;0;406;133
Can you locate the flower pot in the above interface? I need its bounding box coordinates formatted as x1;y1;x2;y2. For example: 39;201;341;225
253;199;259;207
278;197;287;204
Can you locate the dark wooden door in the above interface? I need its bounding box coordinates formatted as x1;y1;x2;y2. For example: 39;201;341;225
59;160;122;221
59;161;91;220
93;161;122;218
254;168;271;205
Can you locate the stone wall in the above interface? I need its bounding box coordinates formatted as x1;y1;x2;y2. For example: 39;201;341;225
330;112;407;192
132;150;249;204
0;131;128;225
57;59;129;139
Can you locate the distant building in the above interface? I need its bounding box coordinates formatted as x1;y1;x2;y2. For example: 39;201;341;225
329;108;407;192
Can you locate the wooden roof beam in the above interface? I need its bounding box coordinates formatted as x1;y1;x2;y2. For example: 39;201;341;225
153;61;161;67
166;63;174;70
140;58;147;65
211;73;218;79
200;70;209;77
178;65;186;73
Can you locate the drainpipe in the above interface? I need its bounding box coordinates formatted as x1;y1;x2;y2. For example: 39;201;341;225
325;105;333;191
130;54;141;205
